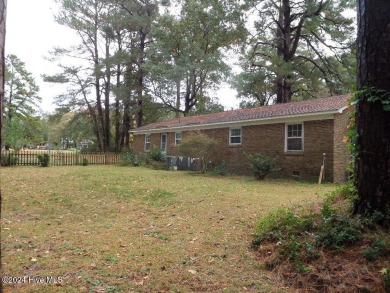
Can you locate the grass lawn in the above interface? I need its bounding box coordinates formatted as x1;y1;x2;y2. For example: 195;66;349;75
1;166;336;292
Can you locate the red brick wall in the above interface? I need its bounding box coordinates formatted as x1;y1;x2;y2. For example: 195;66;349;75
132;133;144;152
333;107;353;183
132;116;350;182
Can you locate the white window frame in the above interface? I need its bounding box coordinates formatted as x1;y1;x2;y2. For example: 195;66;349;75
175;132;182;146
144;134;151;151
285;123;304;152
229;128;242;146
160;133;167;151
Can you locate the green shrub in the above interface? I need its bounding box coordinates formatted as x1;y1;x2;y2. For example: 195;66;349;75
363;239;387;261
247;153;279;180
252;185;389;287
214;161;229;176
82;158;89;166
146;146;166;163
37;154;50;167
252;188;370;269
0;154;19;166
316;201;363;248
252;200;364;252
252;208;315;248
252;208;317;264
179;132;218;173
120;148;140;166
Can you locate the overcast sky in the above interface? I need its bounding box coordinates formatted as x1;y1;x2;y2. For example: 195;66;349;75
6;0;79;113
5;0;239;114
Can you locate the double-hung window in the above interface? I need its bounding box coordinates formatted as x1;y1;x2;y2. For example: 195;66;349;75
229;128;242;145
175;132;182;146
144;134;151;151
285;123;304;152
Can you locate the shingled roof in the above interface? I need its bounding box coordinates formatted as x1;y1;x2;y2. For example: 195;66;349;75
133;94;350;133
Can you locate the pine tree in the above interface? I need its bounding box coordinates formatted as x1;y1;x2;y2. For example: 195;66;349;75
354;0;390;225
146;0;245;116
243;0;355;103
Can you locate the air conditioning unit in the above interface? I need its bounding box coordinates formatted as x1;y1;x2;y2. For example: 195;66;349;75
166;156;199;171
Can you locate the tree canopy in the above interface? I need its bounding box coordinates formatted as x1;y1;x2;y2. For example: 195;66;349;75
3;55;42;149
146;0;246;116
4;54;40;122
237;0;355;105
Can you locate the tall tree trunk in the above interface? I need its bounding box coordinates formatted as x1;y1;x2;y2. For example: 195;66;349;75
275;1;292;104
93;2;105;151
136;78;143;128
275;77;284;104
0;2;6;291
182;69;197;115
90;107;102;151
136;32;146;128
121;97;130;148
354;0;390;224
282;77;292;103
104;37;111;151
175;79;180;118
136;77;143;127
114;33;122;152
95;76;104;151
276;76;291;103
115;63;121;152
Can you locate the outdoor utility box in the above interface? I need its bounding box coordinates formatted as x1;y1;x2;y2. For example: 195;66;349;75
166;156;198;171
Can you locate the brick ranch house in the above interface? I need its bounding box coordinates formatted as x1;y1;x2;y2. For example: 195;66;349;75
130;95;352;182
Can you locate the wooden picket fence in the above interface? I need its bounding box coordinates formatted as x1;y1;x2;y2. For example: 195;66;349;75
0;150;122;166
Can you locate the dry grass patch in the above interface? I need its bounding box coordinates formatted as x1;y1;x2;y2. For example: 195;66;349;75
1;166;335;292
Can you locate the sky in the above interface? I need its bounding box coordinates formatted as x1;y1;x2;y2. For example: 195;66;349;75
6;0;78;113
5;0;240;114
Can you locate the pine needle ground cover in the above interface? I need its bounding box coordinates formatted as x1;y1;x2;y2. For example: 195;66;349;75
251;189;390;292
1;166;334;292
